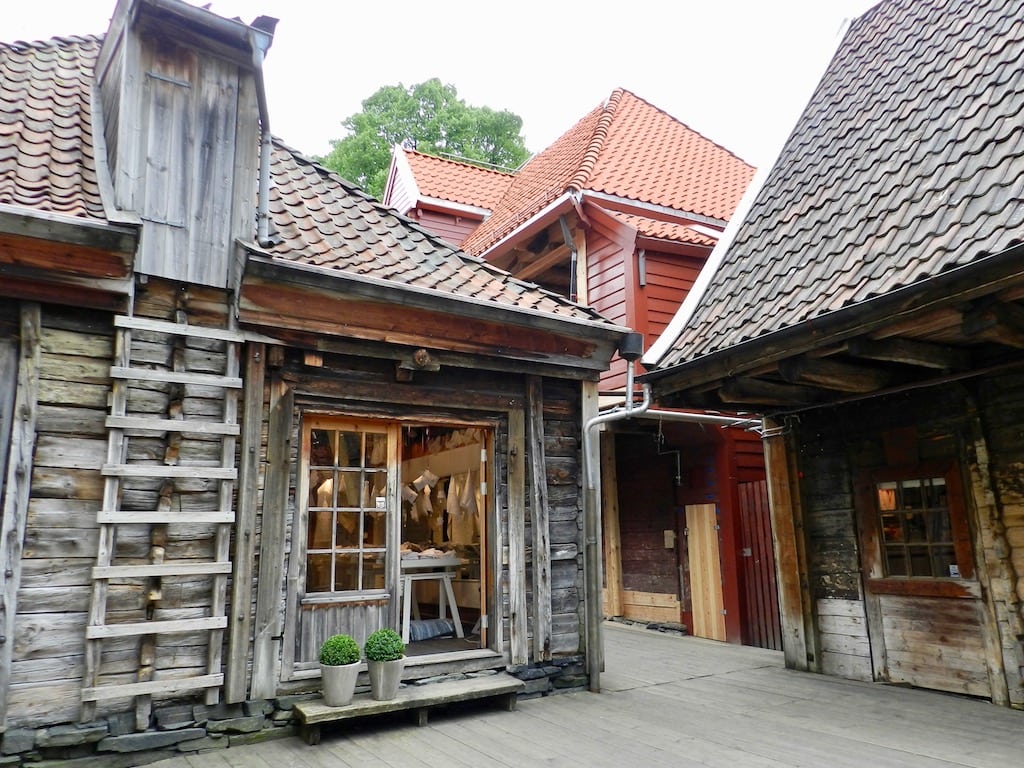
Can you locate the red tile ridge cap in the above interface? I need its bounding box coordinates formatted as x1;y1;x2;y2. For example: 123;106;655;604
567;88;624;193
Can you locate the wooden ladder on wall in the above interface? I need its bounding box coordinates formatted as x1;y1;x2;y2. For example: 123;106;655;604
82;314;244;724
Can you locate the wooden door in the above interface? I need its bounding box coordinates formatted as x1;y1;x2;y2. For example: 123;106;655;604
738;480;782;650
857;463;995;698
685;503;726;641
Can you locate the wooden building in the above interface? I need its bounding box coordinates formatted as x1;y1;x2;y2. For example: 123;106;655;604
385;97;780;648
643;0;1024;707
0;0;631;759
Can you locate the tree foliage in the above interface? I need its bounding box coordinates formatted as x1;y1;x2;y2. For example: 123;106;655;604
319;78;530;199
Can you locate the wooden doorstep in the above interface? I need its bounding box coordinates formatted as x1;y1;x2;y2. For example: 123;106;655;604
294;673;524;745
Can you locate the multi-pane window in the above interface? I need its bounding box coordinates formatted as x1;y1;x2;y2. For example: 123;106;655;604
876;476;958;578
306;424;390;594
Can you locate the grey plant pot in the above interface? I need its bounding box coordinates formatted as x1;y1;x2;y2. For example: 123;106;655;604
320;661;360;707
366;657;404;701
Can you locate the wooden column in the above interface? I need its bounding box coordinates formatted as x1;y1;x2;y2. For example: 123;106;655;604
762;418;815;671
526;377;552;662
507;407;529;666
225;343;266;702
0;304;40;725
250;375;293;699
600;434;624;618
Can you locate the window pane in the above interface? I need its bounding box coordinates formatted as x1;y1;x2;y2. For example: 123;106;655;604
881;513;903;542
901;479;924;509
336;511;361;547
308;510;333;549
908;546;931;577
904;512;927;543
365;433;388;468
932;546;958;578
926;510;951;543
884;547;907;576
877;483;897;511
334;553;360;591
306;553;332;592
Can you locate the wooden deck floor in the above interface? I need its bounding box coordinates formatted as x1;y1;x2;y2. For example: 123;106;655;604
154;622;1024;767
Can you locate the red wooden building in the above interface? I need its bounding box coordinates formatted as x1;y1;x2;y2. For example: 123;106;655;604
385;90;780;648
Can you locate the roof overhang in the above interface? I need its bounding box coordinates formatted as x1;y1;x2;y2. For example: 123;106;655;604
643;241;1024;414
238;250;631;378
0;205;137;309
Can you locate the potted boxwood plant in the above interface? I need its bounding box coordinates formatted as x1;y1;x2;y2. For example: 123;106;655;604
364;627;405;701
319;633;362;707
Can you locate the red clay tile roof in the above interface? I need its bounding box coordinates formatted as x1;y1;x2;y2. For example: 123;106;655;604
653;0;1024;371
461;89;755;256
403;148;513;210
606;211;717;248
0;35;106;221
263;139;615;324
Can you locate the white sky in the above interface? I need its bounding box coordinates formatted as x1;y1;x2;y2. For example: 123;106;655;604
8;0;878;170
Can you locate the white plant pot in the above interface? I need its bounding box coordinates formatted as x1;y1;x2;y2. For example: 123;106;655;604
366;657;404;701
320;661;360;707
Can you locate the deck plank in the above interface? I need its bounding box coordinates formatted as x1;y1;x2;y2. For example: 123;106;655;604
153;623;1024;768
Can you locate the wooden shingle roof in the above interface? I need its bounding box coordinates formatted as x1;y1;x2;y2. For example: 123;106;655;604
652;0;1024;373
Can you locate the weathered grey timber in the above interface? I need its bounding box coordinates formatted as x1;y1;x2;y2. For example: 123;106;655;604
148;622;1024;767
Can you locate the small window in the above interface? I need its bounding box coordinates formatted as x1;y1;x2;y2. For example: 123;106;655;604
876;477;956;577
306;424;390;593
869;463;973;581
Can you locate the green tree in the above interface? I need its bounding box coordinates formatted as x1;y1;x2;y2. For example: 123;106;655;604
320;78;530;199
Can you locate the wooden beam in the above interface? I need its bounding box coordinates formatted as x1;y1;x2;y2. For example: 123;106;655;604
0;304;41;725
962;301;1024;348
762;419;816;671
847;336;971;370
526;377;552;662
719;377;827;406
778;356;890;393
250;376;293;699
225;342;266;702
507;407;529;666
600;435;624;618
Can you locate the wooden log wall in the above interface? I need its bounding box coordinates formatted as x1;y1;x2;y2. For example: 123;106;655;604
793;380;1024;703
973;369;1024;707
1;278;243;729
5;304;113;726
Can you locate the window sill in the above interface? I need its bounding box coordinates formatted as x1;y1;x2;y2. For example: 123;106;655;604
868;577;980;599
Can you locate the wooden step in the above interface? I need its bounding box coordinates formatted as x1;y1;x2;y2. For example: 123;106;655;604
85;616;227;640
82;673;224;702
101;464;237;480
92;562;232;579
105;415;240;436
109;366;242;389
114;315;247;342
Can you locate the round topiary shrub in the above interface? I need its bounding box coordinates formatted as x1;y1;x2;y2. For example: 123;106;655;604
364;628;404;662
319;634;361;666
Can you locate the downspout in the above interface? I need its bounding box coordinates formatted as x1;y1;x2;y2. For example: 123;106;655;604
559;215;578;302
582;332;759;693
250;28;275;247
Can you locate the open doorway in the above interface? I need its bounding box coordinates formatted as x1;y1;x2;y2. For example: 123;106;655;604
400;424;490;656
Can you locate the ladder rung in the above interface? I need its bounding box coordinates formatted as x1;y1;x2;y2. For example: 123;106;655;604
105;415;240;436
85;616;227;639
93;562;232;579
81;673;224;702
110;366;242;389
102;464;237;480
115;315;246;342
97;510;235;524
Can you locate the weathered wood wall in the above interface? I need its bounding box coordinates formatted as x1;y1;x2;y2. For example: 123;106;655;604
791;380;1024;704
1;279;241;728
